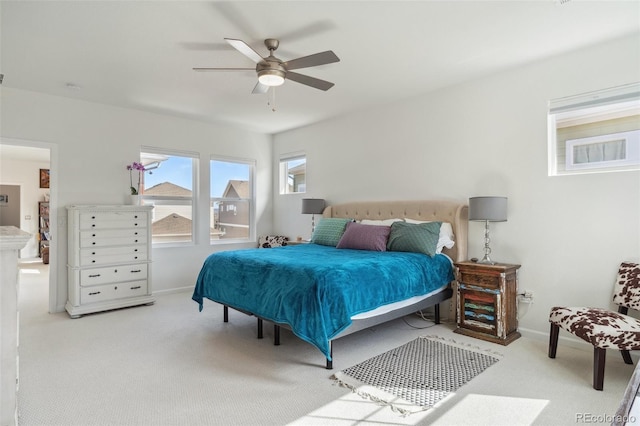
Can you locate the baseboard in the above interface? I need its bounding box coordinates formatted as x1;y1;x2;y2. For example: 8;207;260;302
153;285;194;296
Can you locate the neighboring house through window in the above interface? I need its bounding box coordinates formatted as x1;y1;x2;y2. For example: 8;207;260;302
211;157;255;243
139;148;197;245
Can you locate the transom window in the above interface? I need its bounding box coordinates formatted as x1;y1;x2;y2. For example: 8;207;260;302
548;82;640;176
279;153;306;194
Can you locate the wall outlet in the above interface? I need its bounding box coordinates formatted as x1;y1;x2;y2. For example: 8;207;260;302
519;290;534;304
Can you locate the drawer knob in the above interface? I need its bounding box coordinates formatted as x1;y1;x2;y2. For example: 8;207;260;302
130;286;141;290
88;291;101;296
131;269;142;273
114;286;118;290
88;274;101;278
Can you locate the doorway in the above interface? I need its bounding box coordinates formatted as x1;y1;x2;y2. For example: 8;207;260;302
0;138;58;314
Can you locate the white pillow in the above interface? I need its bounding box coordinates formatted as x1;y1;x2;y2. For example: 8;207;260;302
359;218;404;226
404;218;455;253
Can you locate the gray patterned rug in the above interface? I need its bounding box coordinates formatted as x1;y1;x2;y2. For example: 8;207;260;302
332;335;501;416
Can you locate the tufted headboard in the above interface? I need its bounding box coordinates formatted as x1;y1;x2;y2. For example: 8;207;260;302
322;200;468;263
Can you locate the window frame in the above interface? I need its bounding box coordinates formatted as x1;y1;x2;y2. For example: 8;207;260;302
139;147;199;247
210;155;256;245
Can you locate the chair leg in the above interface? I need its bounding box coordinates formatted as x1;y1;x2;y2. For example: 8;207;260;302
594;347;606;391
621;350;633;365
548;323;559;358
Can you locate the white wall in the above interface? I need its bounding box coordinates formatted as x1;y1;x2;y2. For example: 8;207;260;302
0;158;50;258
1;88;273;312
273;34;640;340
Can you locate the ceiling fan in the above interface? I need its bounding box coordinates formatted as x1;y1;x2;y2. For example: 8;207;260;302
193;38;340;94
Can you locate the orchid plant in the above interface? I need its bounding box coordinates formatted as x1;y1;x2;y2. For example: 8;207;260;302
126;162;146;195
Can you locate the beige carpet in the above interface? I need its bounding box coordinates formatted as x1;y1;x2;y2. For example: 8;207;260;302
16;260;633;425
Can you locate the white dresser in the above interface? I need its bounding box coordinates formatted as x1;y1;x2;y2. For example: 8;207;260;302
66;205;155;318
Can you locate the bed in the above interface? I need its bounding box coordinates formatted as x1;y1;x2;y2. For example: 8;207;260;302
193;200;468;368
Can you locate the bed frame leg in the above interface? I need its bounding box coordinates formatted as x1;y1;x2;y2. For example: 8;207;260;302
223;305;228;323
257;318;263;339
274;324;280;346
434;303;441;324
326;342;333;370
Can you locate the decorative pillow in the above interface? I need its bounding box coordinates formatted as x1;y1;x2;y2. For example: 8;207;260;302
336;222;391;251
258;235;289;248
311;218;352;246
359;218;404;226
404;219;455;253
386;221;442;257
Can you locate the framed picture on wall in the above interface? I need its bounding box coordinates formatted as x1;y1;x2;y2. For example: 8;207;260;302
39;169;50;189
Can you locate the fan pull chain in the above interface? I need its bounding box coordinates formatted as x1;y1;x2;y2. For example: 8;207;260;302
267;87;277;112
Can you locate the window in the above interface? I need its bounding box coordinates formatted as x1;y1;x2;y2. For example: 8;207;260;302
211;157;255;243
139;148;197;245
548;82;640;176
279;153;306;194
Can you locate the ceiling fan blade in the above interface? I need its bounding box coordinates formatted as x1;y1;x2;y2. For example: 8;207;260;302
225;38;264;63
286;72;335;91
283;51;340;70
252;82;269;95
193;67;254;72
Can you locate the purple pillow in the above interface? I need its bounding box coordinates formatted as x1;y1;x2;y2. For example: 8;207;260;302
336;222;391;251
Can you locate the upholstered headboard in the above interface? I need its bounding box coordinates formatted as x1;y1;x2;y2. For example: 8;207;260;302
322;200;468;263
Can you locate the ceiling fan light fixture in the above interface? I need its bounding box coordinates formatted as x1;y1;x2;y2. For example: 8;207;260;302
258;69;285;87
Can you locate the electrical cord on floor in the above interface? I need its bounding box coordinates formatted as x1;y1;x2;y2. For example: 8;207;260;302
402;310;438;329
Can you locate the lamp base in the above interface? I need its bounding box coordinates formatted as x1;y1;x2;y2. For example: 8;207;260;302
478;254;496;265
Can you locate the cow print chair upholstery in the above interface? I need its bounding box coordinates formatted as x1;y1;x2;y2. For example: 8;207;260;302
548;262;640;390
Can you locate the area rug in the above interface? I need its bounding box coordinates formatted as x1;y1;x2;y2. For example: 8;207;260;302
331;335;502;416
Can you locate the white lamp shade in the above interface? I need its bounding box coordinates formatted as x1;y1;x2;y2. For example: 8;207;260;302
301;198;325;214
469;197;507;222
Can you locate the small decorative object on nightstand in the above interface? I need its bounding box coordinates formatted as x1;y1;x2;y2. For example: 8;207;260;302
454;260;521;345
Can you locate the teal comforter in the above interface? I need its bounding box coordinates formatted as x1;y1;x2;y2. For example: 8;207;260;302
192;243;453;359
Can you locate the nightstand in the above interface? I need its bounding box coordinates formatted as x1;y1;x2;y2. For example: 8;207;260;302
287;239;310;246
454;261;521;345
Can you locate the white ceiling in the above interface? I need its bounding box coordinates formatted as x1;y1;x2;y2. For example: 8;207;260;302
1;1;639;137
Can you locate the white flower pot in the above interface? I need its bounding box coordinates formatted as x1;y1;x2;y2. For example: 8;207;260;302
129;195;141;206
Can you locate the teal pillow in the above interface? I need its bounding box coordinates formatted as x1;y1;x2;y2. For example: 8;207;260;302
387;221;442;257
311;218;352;246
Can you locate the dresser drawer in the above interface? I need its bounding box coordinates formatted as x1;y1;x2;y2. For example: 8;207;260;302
80;246;148;266
79;212;147;230
80;229;147;248
80;264;148;286
80;280;149;304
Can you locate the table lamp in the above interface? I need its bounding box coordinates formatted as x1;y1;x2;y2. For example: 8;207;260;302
301;198;325;236
469;196;507;264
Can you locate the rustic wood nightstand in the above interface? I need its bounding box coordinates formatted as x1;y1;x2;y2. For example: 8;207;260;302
454;261;521;345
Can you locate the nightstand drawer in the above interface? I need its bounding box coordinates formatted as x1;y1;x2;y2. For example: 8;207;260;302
457;270;499;290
